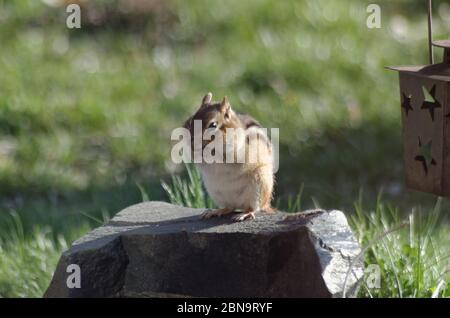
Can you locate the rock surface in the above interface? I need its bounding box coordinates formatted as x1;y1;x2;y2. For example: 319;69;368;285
44;202;363;298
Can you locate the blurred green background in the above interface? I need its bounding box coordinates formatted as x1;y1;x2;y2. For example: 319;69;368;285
0;0;449;297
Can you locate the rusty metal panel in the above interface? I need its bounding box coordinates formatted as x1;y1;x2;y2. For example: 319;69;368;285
398;73;446;195
443;82;450;195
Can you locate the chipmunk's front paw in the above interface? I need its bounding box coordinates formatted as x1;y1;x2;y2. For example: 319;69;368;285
231;212;255;222
201;208;233;219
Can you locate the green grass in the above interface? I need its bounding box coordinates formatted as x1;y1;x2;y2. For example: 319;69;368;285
350;195;449;298
0;0;449;297
0;211;80;297
161;164;215;209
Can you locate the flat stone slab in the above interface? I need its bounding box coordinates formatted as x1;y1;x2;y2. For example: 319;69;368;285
44;202;363;298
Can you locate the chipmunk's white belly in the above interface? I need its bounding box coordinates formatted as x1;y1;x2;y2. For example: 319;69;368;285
197;163;258;210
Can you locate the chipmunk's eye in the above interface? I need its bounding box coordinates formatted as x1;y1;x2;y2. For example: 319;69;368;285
208;122;218;129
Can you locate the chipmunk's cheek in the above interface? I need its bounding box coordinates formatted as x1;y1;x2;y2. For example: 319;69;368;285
202;132;218;148
193;143;203;153
191;137;203;154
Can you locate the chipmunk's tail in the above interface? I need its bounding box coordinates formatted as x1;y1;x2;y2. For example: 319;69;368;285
259;170;274;213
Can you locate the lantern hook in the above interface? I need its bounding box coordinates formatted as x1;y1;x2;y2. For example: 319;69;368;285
428;0;434;64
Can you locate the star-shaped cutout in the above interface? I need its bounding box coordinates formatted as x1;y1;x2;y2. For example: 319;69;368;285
414;138;436;175
421;85;441;121
401;93;413;116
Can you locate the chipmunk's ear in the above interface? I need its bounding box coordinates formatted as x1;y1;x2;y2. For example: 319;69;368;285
220;96;231;114
201;92;213;108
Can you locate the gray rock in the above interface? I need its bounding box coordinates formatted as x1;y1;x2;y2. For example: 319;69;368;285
44;202;363;298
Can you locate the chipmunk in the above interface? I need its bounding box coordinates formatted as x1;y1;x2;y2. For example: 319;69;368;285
183;93;275;222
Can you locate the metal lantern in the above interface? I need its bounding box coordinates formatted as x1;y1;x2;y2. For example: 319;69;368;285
389;0;450;196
